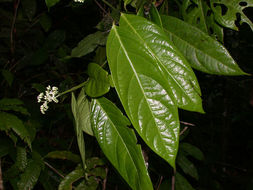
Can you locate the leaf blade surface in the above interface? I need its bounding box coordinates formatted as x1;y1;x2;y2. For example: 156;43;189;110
91;97;153;190
161;15;246;75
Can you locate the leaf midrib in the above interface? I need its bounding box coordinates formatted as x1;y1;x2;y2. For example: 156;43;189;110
95;99;142;188
121;14;198;105
162;17;238;71
112;25;173;159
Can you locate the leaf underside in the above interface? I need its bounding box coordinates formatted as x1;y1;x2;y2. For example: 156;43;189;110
91;97;153;190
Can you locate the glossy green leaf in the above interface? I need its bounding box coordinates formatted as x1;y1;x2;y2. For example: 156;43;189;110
161;15;247;75
45;0;60;9
211;0;253;31
180;142;204;161
58;165;84;190
90;97;153;190
16;147;27;172
177;153;199;180
85;63;110;97
0;112;31;148
175;172;195;190
149;3;163;29
182;0;223;42
45;151;81;163
17;160;42;190
107;13;202;168
71;31;107;58
71;91;87;169
71;89;93;136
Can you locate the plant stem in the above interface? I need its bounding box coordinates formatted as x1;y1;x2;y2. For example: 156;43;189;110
10;0;20;55
44;161;65;179
101;0;117;12
171;169;176;190
58;81;88;97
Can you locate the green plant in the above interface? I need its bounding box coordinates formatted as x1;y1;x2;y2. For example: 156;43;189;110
0;0;251;189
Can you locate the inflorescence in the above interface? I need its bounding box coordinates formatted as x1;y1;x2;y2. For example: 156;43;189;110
37;85;59;114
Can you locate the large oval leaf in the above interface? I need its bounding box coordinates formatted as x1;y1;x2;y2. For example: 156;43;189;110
90;97;153;190
161;15;247;75
106;14;202;168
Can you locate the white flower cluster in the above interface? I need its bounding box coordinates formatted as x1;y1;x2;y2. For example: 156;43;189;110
37;85;59;114
74;0;85;3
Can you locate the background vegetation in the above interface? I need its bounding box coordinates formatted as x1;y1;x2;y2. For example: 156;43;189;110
0;0;253;189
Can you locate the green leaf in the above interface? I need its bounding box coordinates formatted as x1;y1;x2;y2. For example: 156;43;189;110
45;151;81;163
1;69;14;86
40;14;52;32
161;15;247;75
180;143;204;161
211;0;253;31
0;112;31;148
177;153;199;180
89;167;106;179
175;172;195;190
107;14;202;168
71;91;87;169
181;0;223;42
0;98;29;115
85;63;110;97
86;157;105;170
31;151;45;170
71;31;107;58
149;3;163;29
45;0;60;9
16;147;27;172
75;176;98;190
58;165;84;190
90;97;153;190
17;160;42;190
0;104;30;116
43;30;65;51
71;89;93;136
0;98;23;106
22;0;36;21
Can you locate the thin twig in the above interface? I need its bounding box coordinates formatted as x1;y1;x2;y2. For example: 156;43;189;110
44;161;65;179
101;0;117;12
10;0;20;54
102;167;108;190
180;121;195;126
94;0;107;14
171;170;176;190
179;126;188;136
156;176;163;190
0;159;3;190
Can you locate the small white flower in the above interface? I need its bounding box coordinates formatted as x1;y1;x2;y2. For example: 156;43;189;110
37;85;59;114
37;93;44;103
